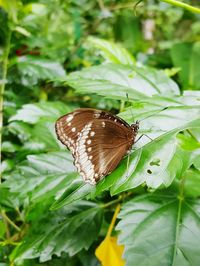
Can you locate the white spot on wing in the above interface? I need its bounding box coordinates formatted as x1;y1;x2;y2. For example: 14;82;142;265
74;122;95;185
71;127;76;132
66;114;74;122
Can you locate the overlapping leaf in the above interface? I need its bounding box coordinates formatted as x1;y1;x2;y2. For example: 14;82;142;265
116;192;200;266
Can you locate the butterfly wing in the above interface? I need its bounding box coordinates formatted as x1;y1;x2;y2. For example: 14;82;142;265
55;108;135;184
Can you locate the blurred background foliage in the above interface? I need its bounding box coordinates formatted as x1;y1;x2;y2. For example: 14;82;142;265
0;0;200;265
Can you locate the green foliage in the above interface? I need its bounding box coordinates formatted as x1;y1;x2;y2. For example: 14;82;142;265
0;1;200;265
11;201;103;262
171;42;200;90
117;192;200;266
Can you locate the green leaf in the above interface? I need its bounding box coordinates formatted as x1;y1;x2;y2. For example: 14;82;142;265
171;42;200;89
9;101;72;124
117;193;200;266
183;169;200;197
88;37;135;65
11;201;103;262
0;0;18;23
1;151;79;206
53;105;200;207
11;55;66;86
0;220;6;239
64;64;180;100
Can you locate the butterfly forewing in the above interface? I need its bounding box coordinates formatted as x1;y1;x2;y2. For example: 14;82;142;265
55;108;136;185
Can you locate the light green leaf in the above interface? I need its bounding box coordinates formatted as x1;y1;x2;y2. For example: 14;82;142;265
65;64;180;100
117;193;200;266
9;101;72;124
88;37;135;65
1;151;80;206
11;201;103;262
184;169;200;197
11;55;66;86
14;26;31;37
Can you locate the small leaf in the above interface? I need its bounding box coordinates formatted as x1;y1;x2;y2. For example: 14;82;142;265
95;236;125;266
14;26;31;37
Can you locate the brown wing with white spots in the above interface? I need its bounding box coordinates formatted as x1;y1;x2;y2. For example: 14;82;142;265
74;119;134;184
55;109;98;154
55;108;136;185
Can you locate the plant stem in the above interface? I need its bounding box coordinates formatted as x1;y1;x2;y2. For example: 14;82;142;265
0;29;12;183
186;129;199;142
106;204;121;237
160;0;200;14
1;210;21;232
102;193;132;209
172;177;185;265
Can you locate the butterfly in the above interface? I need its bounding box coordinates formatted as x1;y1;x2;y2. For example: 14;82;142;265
55;108;139;185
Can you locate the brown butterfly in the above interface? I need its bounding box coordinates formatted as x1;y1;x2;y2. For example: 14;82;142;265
55;108;139;185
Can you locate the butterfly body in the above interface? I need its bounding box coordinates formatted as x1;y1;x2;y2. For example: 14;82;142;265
55;108;139;185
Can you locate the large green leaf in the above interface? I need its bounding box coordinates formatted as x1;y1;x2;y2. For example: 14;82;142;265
11;201;103;262
64;64;180;100
87;37;135;65
52;110;200;209
116;192;200;266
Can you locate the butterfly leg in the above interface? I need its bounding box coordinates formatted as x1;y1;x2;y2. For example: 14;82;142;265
135;134;153;143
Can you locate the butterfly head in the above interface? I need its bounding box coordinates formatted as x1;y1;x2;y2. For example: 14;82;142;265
131;120;139;133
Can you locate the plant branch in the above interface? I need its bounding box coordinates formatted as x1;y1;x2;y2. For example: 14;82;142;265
1;210;21;232
160;0;200;14
0;29;12;183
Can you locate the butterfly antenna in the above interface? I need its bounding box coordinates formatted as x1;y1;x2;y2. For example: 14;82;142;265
138;106;168;122
126;93;135;122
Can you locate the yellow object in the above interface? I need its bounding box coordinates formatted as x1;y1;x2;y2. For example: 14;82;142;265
95;236;125;266
95;204;125;266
